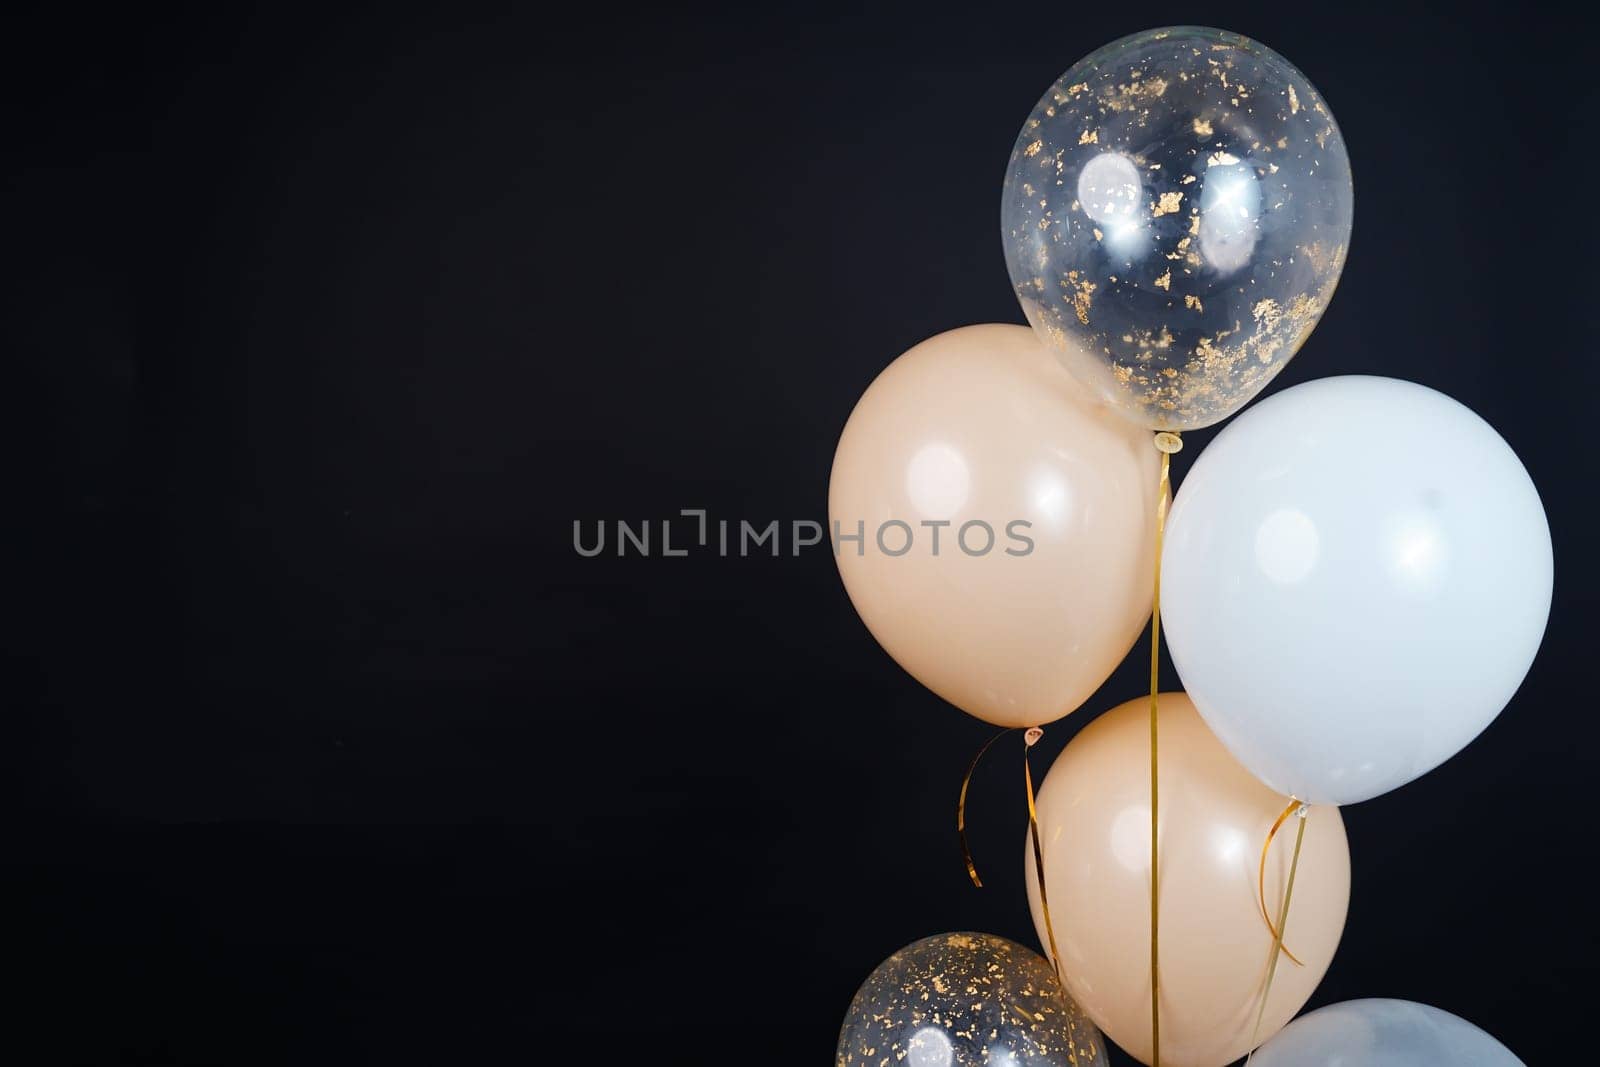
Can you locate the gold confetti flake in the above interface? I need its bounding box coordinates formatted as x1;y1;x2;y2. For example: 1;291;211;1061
1155;269;1172;290
1023;139;1042;158
1193;117;1213;137
1079;128;1099;145
1185;294;1204;311
1253;297;1280;321
1288;84;1300;113
1063;270;1097;324
1153;191;1183;216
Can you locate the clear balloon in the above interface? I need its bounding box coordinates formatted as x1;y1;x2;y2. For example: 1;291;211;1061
836;932;1107;1067
1161;377;1553;805
1250;999;1525;1066
1027;693;1349;1067
1001;27;1353;430
829;325;1160;728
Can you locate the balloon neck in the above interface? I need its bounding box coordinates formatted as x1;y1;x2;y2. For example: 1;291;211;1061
1153;431;1184;454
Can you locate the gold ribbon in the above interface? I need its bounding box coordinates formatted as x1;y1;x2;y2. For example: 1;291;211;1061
1256;798;1307;967
955;726;1065;987
1148;431;1180;1067
1245;804;1309;1065
958;727;1014;888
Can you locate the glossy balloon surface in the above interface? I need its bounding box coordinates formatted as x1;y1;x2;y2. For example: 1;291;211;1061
1162;377;1553;805
1001;27;1352;429
1027;693;1349;1066
830;325;1160;727
836;933;1107;1067
1251;999;1524;1066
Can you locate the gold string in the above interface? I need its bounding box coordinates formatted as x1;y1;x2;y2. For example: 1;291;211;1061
1148;431;1178;1067
1256;798;1306;966
957;727;1068;1002
1024;727;1065;983
1244;805;1309;1065
957;727;1015;887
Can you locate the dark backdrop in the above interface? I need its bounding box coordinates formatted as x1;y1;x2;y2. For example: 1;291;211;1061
12;3;1596;1064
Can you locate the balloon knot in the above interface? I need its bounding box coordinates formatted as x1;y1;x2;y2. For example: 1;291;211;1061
1024;727;1044;747
1153;431;1184;454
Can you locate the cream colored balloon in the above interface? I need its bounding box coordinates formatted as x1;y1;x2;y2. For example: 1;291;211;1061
829;324;1160;728
1026;693;1350;1067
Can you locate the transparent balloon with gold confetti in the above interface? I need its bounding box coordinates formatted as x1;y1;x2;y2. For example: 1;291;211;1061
1001;27;1353;430
835;933;1108;1067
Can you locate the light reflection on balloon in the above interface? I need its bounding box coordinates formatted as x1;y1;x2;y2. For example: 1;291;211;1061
1026;467;1074;529
1198;163;1263;274
1255;507;1319;585
905;442;971;520
1109;804;1150;873
1383;511;1451;590
908;1026;954;1067
1077;152;1149;259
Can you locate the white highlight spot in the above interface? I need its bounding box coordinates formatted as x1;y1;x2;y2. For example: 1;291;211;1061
905;444;970;521
908;1026;953;1067
1255;508;1320;585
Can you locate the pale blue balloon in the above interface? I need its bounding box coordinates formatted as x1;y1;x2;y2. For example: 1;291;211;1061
1251;999;1524;1066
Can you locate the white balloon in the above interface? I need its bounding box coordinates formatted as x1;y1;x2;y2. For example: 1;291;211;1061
1250;999;1524;1066
1162;376;1552;805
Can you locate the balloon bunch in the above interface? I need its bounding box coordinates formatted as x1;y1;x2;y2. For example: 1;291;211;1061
831;26;1548;1067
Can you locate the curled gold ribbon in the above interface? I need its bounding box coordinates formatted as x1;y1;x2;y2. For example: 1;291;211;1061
957;727;1015;888
956;726;1066;988
1148;431;1179;1067
1257;798;1306;966
1245;805;1309;1065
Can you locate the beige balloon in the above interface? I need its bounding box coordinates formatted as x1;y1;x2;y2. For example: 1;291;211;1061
829;324;1160;728
1026;693;1350;1067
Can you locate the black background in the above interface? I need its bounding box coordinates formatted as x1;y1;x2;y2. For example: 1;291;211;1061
12;3;1598;1063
